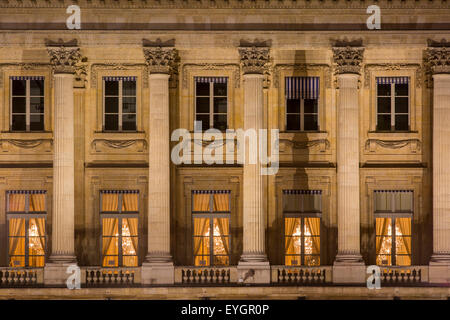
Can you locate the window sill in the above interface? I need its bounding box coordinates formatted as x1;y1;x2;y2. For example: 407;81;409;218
367;131;419;139
0;131;53;139
92;131;146;141
279;131;328;140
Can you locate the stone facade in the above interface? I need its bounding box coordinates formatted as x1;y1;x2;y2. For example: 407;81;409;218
0;0;449;299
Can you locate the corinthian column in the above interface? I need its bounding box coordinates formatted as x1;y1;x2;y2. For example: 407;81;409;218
427;45;450;284
141;46;177;285
44;44;81;285
237;46;270;284
332;46;366;284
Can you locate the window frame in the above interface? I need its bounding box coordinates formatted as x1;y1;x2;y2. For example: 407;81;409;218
194;80;228;132
6;191;47;268
191;192;231;267
10;78;45;132
99;191;139;268
102;78;137;132
375;80;410;132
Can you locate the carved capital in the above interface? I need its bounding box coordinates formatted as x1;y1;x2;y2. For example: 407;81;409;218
426;47;450;74
143;46;178;74
332;46;364;75
47;46;82;74
238;46;270;75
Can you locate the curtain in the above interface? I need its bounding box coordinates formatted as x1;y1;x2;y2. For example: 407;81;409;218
122;194;138;212
284;218;299;265
9;218;25;267
124;218;138;255
396;218;411;265
193;194;210;211
376;218;390;256
30;194;45;212
102;194;119;212
8;194;26;212
305;218;320;255
213;194;229;211
193;218;209;265
102;218;118;266
215;218;229;256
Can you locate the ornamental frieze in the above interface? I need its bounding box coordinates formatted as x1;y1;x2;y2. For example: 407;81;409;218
332;46;364;75
426;47;450;74
143;46;178;75
363;64;422;88
181;63;240;89
273;64;332;89
47;46;83;74
238;46;270;75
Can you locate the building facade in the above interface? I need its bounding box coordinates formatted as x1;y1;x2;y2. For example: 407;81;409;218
0;0;449;299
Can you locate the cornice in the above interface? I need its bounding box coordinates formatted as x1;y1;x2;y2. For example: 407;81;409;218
363;63;423;88
182;63;240;89
90;63;148;88
273;64;331;89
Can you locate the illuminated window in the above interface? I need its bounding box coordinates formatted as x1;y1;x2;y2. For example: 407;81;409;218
7;191;46;268
100;190;139;267
376;77;409;131
195;77;228;131
374;190;413;266
10;77;45;132
103;77;137;131
192;190;230;266
283;190;321;266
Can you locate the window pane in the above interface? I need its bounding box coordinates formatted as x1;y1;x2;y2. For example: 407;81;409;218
286;114;300;131
285;237;301;255
101;194;119;211
122;114;136;131
213;194;229;211
30;97;44;113
395;83;408;96
396;236;411;255
11;115;26;131
196;97;210;113
103;255;118;267
304;255;320;266
105;97;119;113
122;97;136;113
395;114;409;131
30;194;45;212
30;115;44;131
29;237;45;255
395;218;412;236
213;256;229;266
395;97;408;113
102;237;118;255
10;256;25;268
283;194;302;212
9;218;25;238
304;217;320;236
122;237;137;256
196;82;210;96
396;255;411;266
377;115;391;131
195;255;210;266
12;80;26;96
12;97;26;113
104;114;119;131
193;194;211;211
123;218;138;236
193;237;210;255
213;97;227;113
400;192;413;211
29;218;45;237
376;218;392;235
30;80;44;96
122;194;138;212
213;114;227;131
9;236;25;256
304;237;320;255
29;256;45;267
193;218;210;236
304;99;318;113
377;83;391;96
195;115;210;131
122;80;136;96
377;97;391;113
102;218;119;236
213;82;227;96
376;255;391;266
285;256;300;266
123;256;138;267
104;80;119;96
8;194;26;212
286;99;300;113
304;115;318;131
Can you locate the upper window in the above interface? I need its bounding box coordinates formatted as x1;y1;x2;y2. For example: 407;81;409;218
283;190;322;266
285;77;320;131
103;77;137;132
374;190;413;266
376;77;409;131
195;77;228;132
192;190;230;266
7;190;47;268
100;190;139;267
10;77;45;132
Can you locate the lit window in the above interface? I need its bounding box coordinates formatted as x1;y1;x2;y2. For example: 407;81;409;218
195;77;228;131
374;190;413;266
283;190;322;266
11;77;45;132
7;191;46;268
192;191;230;266
376;77;409;131
285;77;320;131
100;190;139;267
103;77;136;131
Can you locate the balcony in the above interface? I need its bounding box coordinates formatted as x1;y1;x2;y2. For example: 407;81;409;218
82;267;141;287
174;266;237;285
378;266;428;285
0;268;44;287
271;266;332;285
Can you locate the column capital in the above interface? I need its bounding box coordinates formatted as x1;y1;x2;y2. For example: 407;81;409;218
427;46;450;74
143;46;178;74
238;46;270;75
332;46;364;75
47;46;82;74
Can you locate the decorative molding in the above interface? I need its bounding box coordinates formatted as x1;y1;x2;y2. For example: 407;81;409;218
91;139;147;152
280;139;330;152
332;46;364;75
426;46;450;75
90;63;148;88
273;64;332;89
143;46;178;75
182;63;240;89
0;139;53;151
47;45;83;74
363;64;423;88
365;139;421;153
0;63;50;88
238;46;270;75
